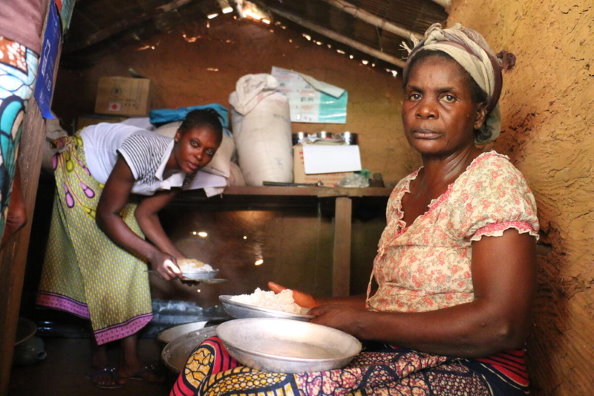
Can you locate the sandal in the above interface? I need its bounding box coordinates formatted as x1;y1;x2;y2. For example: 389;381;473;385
122;362;166;383
87;366;124;389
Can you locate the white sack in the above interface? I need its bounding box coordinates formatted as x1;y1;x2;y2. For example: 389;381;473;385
229;74;293;186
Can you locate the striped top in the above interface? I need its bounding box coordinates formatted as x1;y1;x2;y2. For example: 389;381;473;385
81;122;186;196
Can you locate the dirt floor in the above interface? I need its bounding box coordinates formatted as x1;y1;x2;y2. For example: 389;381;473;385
8;337;173;396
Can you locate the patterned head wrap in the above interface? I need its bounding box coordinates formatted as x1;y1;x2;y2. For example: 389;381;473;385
402;23;504;144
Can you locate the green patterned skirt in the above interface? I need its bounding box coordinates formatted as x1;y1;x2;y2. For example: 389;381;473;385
37;134;153;345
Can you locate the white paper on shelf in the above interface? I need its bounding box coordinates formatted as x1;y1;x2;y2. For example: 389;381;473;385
302;145;362;174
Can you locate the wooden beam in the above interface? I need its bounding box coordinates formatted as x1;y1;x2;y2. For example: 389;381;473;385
64;0;193;53
0;101;46;396
320;0;422;40
430;0;451;12
261;4;407;68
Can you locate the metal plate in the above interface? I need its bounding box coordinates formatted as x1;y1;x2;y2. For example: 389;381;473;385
216;318;362;373
146;269;220;281
219;295;314;321
181;269;219;281
157;321;208;344
161;326;218;372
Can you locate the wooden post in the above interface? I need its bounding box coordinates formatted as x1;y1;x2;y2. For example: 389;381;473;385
332;197;352;297
0;101;46;395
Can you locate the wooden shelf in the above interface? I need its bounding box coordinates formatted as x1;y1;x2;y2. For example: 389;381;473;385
172;186;391;211
221;186;392;198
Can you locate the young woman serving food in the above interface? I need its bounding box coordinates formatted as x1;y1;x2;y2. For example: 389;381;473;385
37;108;223;388
171;23;539;396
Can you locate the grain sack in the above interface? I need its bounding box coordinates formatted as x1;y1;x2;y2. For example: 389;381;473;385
229;74;293;186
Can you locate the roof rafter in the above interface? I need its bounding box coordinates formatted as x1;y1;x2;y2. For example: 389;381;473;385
431;0;451;12
64;0;193;53
259;3;407;68
320;0;422;41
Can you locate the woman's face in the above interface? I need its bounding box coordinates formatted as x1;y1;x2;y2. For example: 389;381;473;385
173;126;221;174
402;55;486;157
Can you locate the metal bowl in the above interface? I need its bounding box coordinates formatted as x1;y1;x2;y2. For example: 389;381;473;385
157;321;208;344
161;326;218;372
216;318;362;373
219;295;314;321
15;317;37;346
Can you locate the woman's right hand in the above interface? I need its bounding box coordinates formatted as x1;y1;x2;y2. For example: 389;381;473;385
268;281;318;308
150;252;182;280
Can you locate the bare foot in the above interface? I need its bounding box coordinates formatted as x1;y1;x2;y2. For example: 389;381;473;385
88;367;124;389
119;363;166;383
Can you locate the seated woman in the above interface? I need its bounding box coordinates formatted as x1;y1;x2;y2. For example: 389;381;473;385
171;24;539;396
37;109;223;389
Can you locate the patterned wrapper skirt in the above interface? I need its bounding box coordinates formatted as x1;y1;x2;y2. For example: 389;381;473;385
0;37;39;236
170;337;530;396
37;134;153;345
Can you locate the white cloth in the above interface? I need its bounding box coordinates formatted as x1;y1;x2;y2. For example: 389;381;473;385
228;73;279;115
81;122;186;196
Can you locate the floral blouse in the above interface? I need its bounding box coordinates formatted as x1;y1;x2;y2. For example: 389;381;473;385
366;151;539;313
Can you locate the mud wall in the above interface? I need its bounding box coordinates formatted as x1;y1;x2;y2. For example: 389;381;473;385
445;1;593;395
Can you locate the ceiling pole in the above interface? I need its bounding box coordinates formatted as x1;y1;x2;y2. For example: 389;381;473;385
320;0;422;40
430;0;451;12
261;5;407;68
64;0;193;53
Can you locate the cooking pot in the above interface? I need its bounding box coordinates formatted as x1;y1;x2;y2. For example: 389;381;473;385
13;336;47;366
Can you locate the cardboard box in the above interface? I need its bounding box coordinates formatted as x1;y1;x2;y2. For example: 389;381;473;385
94;76;151;117
293;145;353;186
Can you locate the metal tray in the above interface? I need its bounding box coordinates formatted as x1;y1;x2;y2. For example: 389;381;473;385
161;326;218;373
157;321;208;344
219;295;314;321
216;318;362;373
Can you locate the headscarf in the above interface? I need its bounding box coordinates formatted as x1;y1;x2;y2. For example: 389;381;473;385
402;23;504;144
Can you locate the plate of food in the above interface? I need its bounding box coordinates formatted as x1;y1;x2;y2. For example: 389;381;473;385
219;288;314;321
216;318;362;373
176;258;219;281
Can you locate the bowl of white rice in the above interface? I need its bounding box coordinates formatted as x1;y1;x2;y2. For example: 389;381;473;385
219;288;313;321
177;258;218;281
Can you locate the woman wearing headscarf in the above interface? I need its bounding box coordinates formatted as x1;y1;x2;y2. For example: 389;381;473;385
171;24;538;395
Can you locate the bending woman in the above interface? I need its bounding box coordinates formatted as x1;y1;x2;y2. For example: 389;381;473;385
38;109;223;388
171;24;539;396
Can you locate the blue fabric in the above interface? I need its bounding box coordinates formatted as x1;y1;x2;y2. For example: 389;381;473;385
149;104;229;129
